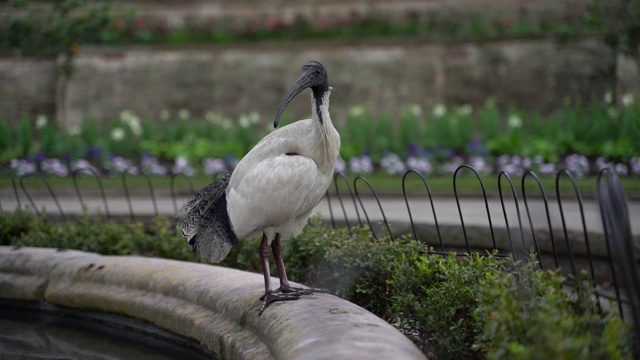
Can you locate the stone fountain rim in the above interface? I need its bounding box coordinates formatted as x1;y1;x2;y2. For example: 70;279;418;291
0;246;426;360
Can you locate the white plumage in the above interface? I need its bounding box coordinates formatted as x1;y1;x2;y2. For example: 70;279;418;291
178;61;340;314
228;91;339;243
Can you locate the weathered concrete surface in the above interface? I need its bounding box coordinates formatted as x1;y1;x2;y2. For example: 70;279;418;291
0;246;426;360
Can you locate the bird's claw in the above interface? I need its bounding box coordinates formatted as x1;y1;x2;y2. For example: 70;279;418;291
259;292;300;315
276;285;329;295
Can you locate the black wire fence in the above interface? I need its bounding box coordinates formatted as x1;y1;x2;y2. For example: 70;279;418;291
1;166;638;335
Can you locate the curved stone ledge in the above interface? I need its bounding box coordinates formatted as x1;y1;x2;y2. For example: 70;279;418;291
0;246;426;360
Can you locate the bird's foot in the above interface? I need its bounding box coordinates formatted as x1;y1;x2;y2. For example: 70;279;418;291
276;285;329;296
259;291;300;315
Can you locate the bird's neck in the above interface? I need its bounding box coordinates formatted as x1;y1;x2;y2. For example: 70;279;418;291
310;89;340;172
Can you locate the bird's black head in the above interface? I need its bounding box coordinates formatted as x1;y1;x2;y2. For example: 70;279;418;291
274;61;329;128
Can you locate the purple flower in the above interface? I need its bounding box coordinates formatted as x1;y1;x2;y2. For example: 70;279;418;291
630;157;640;175
41;158;69;177
172;156;196;177
380;152;406;175
406;156;433;174
203;158;227;176
225;154;239;171
141;155;167;176
564;154;590;178
105;156;136;175
468;156;492;174
32;152;45;163
434;146;453;159
349;154;374;174
71;159;99;174
615;163;628;176
441;156;464;174
84;146;102;159
10;159;36;176
407;143;420;157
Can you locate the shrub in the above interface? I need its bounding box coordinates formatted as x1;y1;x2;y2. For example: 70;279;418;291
474;262;634;360
390;252;505;359
1;210;198;261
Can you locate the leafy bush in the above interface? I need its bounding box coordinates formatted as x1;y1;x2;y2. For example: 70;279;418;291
1;210;197;261
474;263;634;360
392;252;635;360
0;0;598;54
391;252;505;359
1;0;116;56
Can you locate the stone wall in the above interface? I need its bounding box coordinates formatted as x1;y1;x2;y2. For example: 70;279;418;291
1;36;638;127
0;56;58;123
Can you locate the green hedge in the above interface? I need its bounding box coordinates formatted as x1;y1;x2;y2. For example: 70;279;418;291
0;211;635;359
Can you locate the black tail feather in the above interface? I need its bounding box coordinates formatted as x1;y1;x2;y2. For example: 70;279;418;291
177;173;238;263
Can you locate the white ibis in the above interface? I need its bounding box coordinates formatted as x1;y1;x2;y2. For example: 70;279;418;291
178;61;340;314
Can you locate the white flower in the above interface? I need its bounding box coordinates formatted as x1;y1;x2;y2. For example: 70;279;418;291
120;110;142;136
68;125;81;136
221;119;232;129
129;119;142;136
205;111;217;123
458;104;473;116
111;127;125;141
248;111;260;124
239;114;251;128
349;105;365;118
178;109;190;121
433;104;447;118
622;93;634;107
408;104;422;117
604;92;613;104
35;115;48;129
159;109;170;121
508;114;522;129
169;17;185;29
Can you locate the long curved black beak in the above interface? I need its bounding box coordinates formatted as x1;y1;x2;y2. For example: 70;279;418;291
273;68;315;128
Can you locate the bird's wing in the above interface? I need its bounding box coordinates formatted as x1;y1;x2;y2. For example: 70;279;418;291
176;173;232;246
227;154;328;240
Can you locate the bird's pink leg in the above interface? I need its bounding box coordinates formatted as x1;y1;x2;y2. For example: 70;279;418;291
271;233;328;295
259;233;299;315
259;233;273;295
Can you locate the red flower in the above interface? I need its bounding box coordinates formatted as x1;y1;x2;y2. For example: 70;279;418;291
134;18;147;29
265;18;279;31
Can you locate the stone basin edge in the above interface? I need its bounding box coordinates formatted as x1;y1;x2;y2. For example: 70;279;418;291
0;246;426;360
